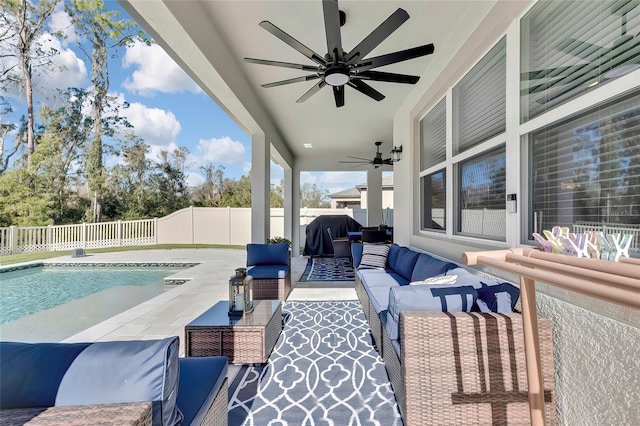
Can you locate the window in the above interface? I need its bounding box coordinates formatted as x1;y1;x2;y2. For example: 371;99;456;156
421;170;446;231
421;98;446;170
453;37;506;154
528;90;640;237
521;1;640;121
458;147;506;240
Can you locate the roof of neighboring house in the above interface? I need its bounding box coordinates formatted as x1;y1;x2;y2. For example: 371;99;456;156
329;175;394;199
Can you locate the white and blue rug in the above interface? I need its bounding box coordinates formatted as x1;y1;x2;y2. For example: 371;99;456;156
228;301;402;426
299;257;356;282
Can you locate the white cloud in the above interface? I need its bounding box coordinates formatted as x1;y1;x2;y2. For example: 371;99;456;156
299;171;366;194
193;137;246;167
48;6;75;44
270;161;284;186
122;102;181;148
186;171;205;187
122;41;201;95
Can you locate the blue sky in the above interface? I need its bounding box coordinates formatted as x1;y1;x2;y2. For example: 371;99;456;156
3;1;371;195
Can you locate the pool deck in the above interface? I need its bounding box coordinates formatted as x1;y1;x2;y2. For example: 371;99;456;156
17;249;357;358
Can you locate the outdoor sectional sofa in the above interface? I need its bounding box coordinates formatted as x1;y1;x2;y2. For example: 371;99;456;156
352;243;557;425
0;337;228;426
246;242;292;300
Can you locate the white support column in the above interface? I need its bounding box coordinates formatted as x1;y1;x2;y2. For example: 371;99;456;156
283;167;293;242
251;134;270;243
367;169;383;227
292;167;301;256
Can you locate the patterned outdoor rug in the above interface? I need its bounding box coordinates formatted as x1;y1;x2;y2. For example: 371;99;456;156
228;301;402;426
298;257;356;282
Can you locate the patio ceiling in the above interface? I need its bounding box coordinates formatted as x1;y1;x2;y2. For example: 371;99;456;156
121;1;498;167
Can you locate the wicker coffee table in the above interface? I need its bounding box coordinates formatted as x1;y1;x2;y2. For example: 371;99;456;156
185;300;283;364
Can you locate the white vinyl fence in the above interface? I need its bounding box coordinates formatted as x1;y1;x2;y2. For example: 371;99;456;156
0;207;358;255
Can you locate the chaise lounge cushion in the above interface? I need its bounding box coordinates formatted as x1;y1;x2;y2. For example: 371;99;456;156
246;243;289;267
410;253;457;282
386;284;478;341
177;357;228;426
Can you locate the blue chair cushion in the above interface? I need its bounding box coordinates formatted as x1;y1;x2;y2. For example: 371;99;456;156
393;248;420;281
410;254;457;282
386;284;478;341
246;243;289;266
54;337;182;426
0;341;90;409
177;357;228;426
247;265;289;279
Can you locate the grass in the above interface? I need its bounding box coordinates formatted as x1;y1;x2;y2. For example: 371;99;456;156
0;244;244;266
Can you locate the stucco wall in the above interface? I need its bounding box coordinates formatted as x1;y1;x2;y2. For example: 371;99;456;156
536;287;640;425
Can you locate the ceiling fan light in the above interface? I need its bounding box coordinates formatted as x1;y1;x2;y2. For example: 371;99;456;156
325;68;350;86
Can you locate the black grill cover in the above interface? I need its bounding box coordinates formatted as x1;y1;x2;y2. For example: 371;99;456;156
303;215;362;256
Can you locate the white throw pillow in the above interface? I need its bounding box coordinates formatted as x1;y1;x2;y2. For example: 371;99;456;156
410;275;458;285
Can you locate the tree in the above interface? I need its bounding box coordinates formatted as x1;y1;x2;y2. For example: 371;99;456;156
271;179;284;208
300;182;330;208
67;0;147;222
146;147;191;217
0;0;60;168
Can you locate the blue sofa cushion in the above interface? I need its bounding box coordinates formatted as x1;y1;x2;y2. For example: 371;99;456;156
247;265;289;279
393;248;420;281
388;271;410;286
177;357;227;426
246;243;289;266
410;253;457;282
0;341;90;409
358;244;390;270
386;244;402;270
351;242;364;268
358;269;403;288
365;285;394;315
476;282;520;313
386;284;478;341
55;337;182;426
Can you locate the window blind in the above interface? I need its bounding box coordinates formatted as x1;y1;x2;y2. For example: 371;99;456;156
420;98;446;170
421;170;446;231
521;0;640;121
453;37;506;155
458;147;506;240
529;89;640;236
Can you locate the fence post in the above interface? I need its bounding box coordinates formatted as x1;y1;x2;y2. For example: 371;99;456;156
9;225;18;254
82;223;87;249
154;218;158;245
47;225;53;251
117;220;122;247
228;206;232;245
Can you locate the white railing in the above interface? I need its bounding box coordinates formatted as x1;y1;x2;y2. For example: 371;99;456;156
0;219;157;254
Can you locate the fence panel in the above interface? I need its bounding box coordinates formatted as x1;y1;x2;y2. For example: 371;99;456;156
17;227;49;253
0;227;11;255
50;224;83;251
121;219;156;246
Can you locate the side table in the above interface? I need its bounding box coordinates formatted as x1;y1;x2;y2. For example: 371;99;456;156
185;299;282;364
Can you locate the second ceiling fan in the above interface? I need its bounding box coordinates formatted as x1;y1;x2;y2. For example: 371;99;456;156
244;0;435;107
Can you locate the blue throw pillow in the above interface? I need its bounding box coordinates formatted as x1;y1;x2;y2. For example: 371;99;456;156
393;248;420;281
410;254;457;282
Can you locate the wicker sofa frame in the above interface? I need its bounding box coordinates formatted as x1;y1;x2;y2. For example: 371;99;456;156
355;276;557;425
252;271;291;301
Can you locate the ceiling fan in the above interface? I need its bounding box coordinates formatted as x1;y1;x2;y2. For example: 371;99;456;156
244;0;435;107
522;0;640;101
340;141;395;168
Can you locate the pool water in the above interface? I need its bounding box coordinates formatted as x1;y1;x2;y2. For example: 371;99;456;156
0;266;181;324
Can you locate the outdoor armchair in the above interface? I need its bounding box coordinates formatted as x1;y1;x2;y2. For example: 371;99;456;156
246;242;291;300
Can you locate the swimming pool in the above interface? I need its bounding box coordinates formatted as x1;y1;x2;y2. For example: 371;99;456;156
0;266;182;325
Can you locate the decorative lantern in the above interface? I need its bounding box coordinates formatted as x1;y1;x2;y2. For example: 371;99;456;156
229;267;254;316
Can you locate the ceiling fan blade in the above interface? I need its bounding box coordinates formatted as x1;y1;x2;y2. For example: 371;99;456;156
296;80;327;103
348;80;385;101
345;156;373;161
354;44;435;71
346;8;409;64
244;58;320;72
340;160;370;163
259;21;327;66
333;85;345;107
354;70;419;84
322;0;343;60
262;75;321;88
557;37;608;61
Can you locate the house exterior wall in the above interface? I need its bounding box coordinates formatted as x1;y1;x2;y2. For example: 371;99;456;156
393;0;640;423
